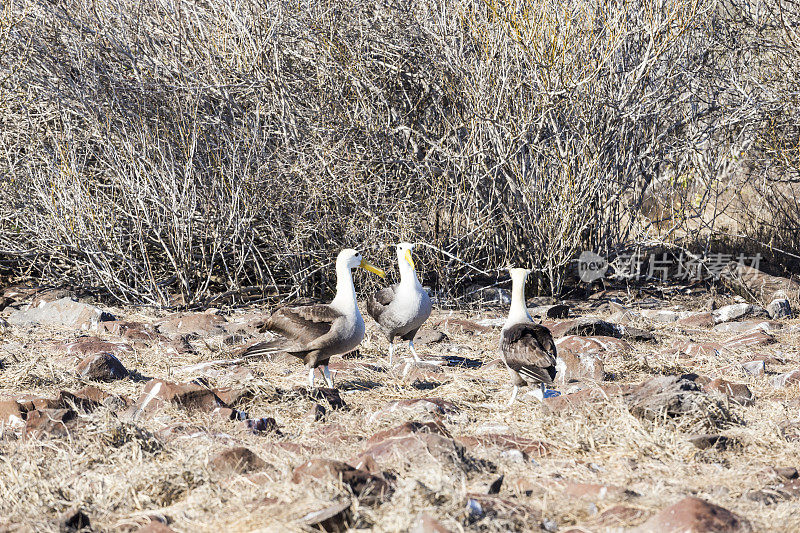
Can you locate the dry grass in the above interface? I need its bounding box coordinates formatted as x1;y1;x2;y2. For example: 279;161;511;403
2;293;800;531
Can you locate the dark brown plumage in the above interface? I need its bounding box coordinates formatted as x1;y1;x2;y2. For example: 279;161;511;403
500;322;557;387
243;304;348;369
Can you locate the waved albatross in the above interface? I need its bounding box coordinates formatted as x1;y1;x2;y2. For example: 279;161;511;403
244;249;385;387
366;242;432;364
501;267;557;405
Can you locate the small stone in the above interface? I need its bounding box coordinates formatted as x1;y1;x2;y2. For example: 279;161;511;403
454;433;552;459
136;519;176;533
410;513;453;533
59;508;91;532
632;496;751;532
548;317;621;339
701;378;753;406
767;298;792;319
305;403;326;422
413;329;447;345
555;352;605;383
300;501;352;531
712;303;767;324
740;360;766;377
688;434;735;450
774;466;798;479
156;312;227;338
24;408;78;438
209;447;269;474
678;312;716;328
8;297;114;330
76;353;129;381
723;330;776;350
771;370;800;389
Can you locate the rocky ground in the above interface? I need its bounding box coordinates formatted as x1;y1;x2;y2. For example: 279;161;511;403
1;271;800;532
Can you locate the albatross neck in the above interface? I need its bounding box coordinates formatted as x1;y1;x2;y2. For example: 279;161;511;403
330;263;359;314
398;257;422;289
506;274;532;326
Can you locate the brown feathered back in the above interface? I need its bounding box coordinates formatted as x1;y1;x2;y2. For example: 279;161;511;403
501;323;557;384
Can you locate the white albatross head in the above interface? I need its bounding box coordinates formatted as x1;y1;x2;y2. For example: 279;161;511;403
396;242;416;271
507;267;532;284
337;248;385;277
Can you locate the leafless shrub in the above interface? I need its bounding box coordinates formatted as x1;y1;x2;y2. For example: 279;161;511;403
0;0;797;304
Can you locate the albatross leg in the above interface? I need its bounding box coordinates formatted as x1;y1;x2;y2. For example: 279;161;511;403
408;339;422;363
321;365;334;388
388;343;394;366
507;385;519;406
307;366;315;388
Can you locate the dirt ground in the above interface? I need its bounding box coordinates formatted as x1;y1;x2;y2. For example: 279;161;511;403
1;285;799;532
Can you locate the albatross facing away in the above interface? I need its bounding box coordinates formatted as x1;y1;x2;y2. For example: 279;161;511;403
366;242;432;365
501;267;557;405
244;249;385;388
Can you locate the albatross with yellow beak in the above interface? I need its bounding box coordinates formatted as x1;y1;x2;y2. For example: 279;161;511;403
367;242;432;364
243;249;385;388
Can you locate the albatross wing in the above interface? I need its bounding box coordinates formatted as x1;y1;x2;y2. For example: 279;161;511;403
501;323;557;384
366;285;398;324
266;304;345;347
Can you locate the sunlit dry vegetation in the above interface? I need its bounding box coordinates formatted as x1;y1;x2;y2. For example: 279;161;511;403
1;0;798;305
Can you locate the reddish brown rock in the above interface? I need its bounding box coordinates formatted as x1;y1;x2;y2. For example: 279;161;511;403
292;458;390;501
209;447;269;474
389;361;448;384
99;320;163;344
723;330;776;350
593;505;649;527
76;352;129;381
299;500;352;532
136;519;176;533
701;378;753;406
368;398;458;423
560;481;636;501
632;496;752;532
543;384;633;414
156;312;227;338
454;434;552;459
410;514;453;533
673;340;726;358
678;312;716;328
712;320;783;333
433;318;492;335
355;432;468;470
367;421;451;445
555;350;605;383
24;408;78;438
556;335;631;359
127;379;227;417
63;336;133;356
688;434;735;450
0;401;25;426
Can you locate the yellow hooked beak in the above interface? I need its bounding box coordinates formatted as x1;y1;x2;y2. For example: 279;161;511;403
405;249;415;271
359;259;386;278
